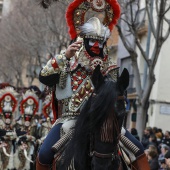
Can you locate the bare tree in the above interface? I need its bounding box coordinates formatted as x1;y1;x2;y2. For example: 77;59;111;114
0;0;70;87
117;0;170;138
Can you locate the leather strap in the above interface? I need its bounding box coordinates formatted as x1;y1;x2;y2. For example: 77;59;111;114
118;96;125;100
91;151;117;159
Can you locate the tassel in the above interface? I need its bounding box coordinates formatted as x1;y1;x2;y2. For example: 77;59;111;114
23;149;33;163
100;113;114;142
2;146;14;157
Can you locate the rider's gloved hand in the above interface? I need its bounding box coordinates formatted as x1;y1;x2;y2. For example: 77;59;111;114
17;136;27;145
16;128;27;136
0;137;5;141
0;129;6;137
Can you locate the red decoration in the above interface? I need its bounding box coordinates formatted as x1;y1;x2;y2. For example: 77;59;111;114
51;58;59;69
42;101;51;119
66;0;85;39
71;68;87;91
106;0;121;31
66;0;121;39
0;93;17;113
90;41;100;54
20;96;39;115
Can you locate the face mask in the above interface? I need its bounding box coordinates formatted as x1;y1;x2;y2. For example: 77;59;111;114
84;38;105;58
89;39;103;48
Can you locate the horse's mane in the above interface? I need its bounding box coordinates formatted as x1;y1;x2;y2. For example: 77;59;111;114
59;78;125;170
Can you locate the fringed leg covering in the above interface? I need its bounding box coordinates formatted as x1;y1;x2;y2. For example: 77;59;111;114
120;135;140;155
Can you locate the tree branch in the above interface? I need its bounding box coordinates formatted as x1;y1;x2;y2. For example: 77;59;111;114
145;0;156;38
162;26;170;42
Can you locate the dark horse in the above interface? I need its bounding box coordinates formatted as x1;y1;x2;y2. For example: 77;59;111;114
56;65;129;170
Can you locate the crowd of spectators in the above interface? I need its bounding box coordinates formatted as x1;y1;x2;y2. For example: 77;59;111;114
130;127;170;170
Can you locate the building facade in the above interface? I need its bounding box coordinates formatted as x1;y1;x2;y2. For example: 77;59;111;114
118;1;170;133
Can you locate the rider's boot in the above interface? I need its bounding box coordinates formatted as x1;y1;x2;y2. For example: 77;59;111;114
131;153;150;170
36;156;51;170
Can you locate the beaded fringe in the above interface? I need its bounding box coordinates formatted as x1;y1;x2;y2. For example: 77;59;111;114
100;113;114;142
120;134;140;155
52;130;74;153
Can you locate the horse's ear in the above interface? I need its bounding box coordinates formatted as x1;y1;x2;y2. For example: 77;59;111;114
118;68;129;91
92;65;105;90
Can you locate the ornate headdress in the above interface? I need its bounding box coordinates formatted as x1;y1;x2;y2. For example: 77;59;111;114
0;87;19;124
20;90;39;115
20;90;39;126
39;0;121;40
66;0;121;40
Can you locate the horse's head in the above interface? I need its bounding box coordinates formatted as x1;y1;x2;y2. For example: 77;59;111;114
90;65;129;129
92;65;129;96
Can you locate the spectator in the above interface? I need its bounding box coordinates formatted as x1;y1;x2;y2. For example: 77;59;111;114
153;127;158;135
160;150;170;170
153;127;163;145
161;131;170;147
148;149;160;170
165;156;170;170
157;129;164;138
141;127;153;149
158;144;170;169
149;144;159;153
130;128;140;141
149;134;158;148
145;145;158;161
156;130;164;146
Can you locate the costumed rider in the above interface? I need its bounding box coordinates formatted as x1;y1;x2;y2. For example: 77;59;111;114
0;86;19;170
36;0;150;170
14;89;39;170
